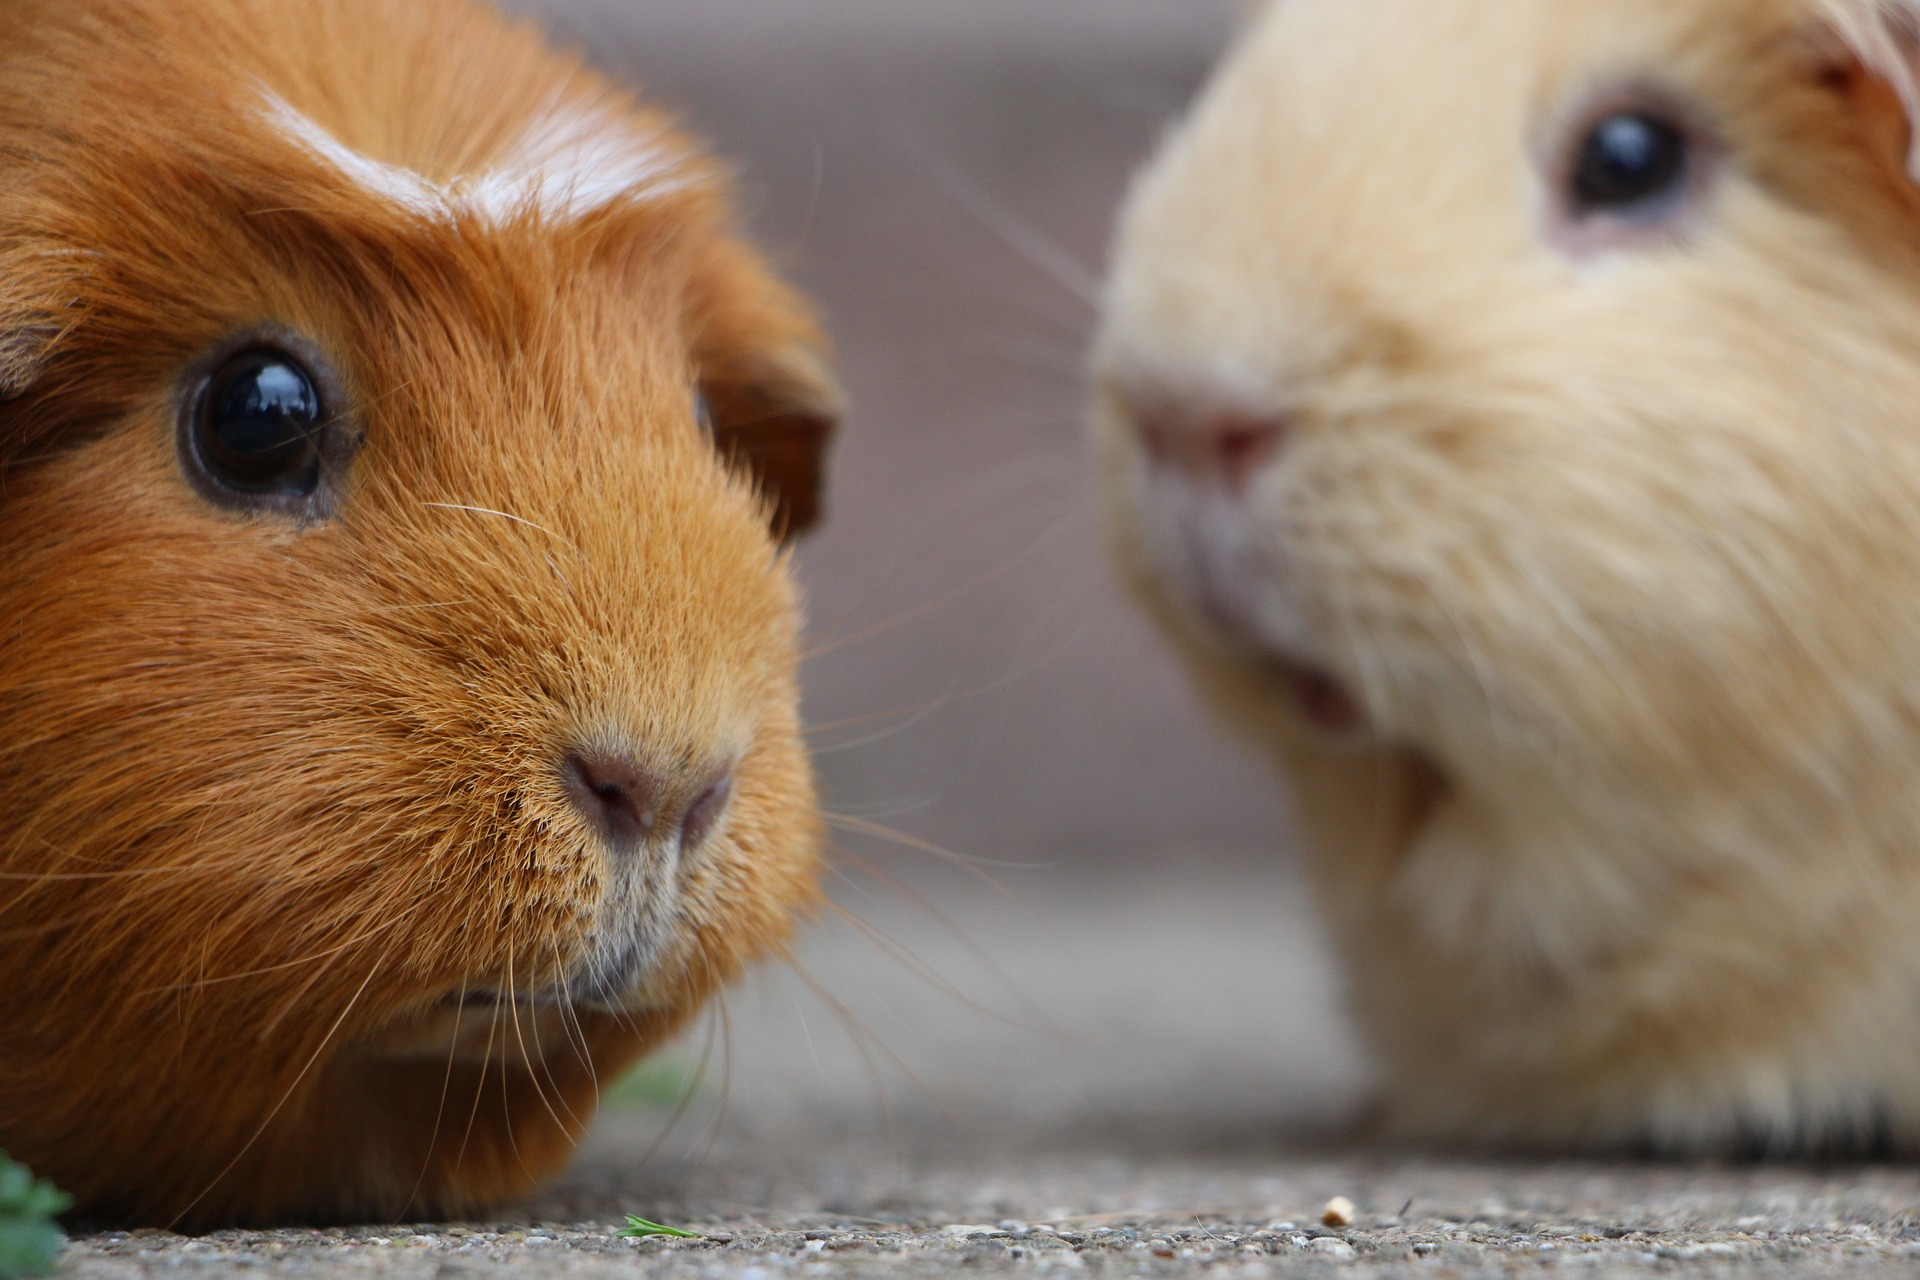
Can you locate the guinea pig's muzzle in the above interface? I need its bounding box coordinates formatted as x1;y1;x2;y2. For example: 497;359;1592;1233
381;745;741;1060
561;747;737;991
546;747;738;1011
1110;392;1371;740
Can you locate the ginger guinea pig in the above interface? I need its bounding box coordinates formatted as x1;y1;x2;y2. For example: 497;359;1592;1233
0;0;836;1227
1096;0;1920;1155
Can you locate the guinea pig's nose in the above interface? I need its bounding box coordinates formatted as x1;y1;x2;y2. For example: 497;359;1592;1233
563;752;735;852
565;752;661;847
1138;410;1289;492
679;772;735;852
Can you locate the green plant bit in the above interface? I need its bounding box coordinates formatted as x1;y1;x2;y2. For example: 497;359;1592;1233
0;1154;70;1280
605;1057;698;1109
616;1215;702;1240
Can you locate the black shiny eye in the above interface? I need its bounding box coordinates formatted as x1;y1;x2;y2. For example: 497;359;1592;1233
193;349;326;496
1570;111;1690;214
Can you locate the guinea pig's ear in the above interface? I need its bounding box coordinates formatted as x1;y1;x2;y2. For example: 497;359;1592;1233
1820;0;1920;182
699;347;840;541
0;329;47;398
0;242;76;400
690;239;841;540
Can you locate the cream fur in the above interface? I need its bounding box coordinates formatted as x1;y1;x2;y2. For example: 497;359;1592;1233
1096;0;1920;1152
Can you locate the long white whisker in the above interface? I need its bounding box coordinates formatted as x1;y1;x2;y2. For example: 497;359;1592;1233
890;124;1102;308
420;502;577;552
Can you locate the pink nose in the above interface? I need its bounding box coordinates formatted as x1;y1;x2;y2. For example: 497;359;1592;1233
564;751;734;853
1137;410;1288;491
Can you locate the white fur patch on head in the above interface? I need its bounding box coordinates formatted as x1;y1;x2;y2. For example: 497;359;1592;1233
471;103;696;218
260;91;697;222
1822;0;1920;180
261;95;443;214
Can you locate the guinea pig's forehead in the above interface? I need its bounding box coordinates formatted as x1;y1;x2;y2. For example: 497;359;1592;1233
1528;0;1812;101
1251;0;1804;127
238;86;714;242
1246;0;1539;121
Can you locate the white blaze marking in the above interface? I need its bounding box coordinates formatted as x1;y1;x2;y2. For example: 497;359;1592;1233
260;91;695;222
474;102;695;217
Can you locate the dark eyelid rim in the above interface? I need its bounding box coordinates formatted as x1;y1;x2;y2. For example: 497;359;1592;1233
693;386;715;439
174;325;359;525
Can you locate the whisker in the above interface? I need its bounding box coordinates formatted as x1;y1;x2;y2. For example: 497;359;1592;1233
689;983;736;1175
786;953;959;1128
168;955;386;1229
558;999;600;1115
631;994;724;1170
524;978;589;1136
503;953;578;1160
803;698;969;755
495;961;539;1184
419;502;578;553
826;813;1049;881
402;975;473;1219
795;451;1086;661
133;907;421;996
816;894;1056;1038
803;508;1078;662
367;599;484;614
890;122;1102;308
450;997;507;1189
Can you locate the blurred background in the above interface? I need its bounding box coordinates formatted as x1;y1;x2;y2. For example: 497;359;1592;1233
499;0;1362;1165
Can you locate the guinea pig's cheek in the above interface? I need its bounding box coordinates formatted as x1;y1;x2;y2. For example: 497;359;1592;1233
1123;457;1384;742
1137;467;1314;658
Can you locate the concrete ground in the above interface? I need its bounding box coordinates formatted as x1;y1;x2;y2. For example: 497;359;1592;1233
59;860;1920;1277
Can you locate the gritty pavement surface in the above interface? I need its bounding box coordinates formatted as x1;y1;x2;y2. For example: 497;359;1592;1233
60;1143;1920;1277
58;864;1920;1277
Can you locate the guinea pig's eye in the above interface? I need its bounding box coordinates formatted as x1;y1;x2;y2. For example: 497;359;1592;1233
1569;110;1690;215
194;350;324;495
178;336;355;519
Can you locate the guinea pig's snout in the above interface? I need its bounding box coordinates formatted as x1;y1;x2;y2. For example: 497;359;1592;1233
1134;403;1289;493
562;750;734;854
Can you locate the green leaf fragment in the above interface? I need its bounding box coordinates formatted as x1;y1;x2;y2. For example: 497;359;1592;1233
605;1058;698;1109
0;1155;70;1279
616;1215;701;1240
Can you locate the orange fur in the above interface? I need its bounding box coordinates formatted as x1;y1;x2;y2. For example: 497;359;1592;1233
0;0;835;1227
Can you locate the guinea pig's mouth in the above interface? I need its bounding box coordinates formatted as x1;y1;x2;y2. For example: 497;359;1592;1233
1263;655;1366;737
1160;540;1368;739
365;996;580;1068
434;944;665;1018
437;978;658;1017
365;977;672;1067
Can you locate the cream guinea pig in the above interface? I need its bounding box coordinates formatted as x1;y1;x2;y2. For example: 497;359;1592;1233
0;0;836;1226
1096;0;1920;1154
